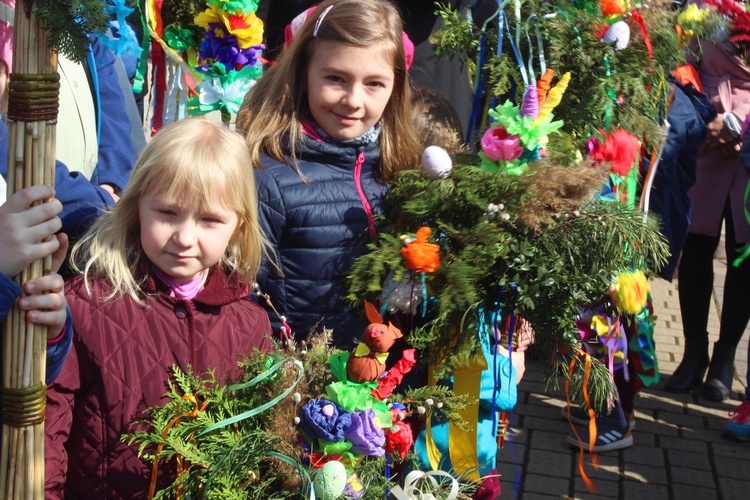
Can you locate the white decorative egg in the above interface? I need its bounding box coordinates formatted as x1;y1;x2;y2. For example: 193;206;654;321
421;146;453;179
312;460;347;499
603;21;630;51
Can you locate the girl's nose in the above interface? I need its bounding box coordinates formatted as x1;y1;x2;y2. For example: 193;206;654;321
172;221;198;247
342;84;363;109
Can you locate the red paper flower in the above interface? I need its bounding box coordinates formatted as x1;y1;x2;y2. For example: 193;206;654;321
591;129;640;176
384;420;413;460
371;348;417;400
480;126;524;162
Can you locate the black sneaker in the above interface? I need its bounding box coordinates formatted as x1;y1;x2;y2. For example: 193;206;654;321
561;405;635;430
566;412;633;452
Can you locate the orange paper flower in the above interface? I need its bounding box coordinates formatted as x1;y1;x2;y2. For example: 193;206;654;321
401;227;441;273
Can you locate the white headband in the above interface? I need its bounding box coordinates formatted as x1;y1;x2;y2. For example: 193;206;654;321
313;5;334;37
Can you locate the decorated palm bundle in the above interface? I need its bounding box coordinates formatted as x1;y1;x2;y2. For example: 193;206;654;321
127;329;476;499
146;0;265;129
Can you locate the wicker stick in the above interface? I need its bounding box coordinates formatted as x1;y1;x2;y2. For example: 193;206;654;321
0;3;58;498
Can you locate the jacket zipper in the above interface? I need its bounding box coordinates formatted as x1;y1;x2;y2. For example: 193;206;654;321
353;150;376;240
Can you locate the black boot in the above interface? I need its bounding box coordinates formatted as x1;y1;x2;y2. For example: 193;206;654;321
702;342;737;402
665;335;709;393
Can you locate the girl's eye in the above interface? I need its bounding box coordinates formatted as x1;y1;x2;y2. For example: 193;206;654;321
326;75;344;83
202;216;224;224
367;81;385;89
158;209;177;216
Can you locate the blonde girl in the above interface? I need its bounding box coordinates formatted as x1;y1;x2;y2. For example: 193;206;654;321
237;0;422;348
44;119;272;499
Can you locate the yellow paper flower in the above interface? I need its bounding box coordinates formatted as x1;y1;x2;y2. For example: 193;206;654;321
195;7;264;49
678;4;709;25
611;270;650;314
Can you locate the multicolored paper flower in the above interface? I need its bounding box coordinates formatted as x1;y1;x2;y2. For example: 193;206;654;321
481;126;524;162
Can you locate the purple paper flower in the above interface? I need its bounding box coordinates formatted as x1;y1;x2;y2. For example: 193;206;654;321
199;24;264;71
481;126;524;162
344;410;386;456
300;398;351;443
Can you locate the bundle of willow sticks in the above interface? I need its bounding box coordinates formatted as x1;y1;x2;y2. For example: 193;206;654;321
0;3;58;497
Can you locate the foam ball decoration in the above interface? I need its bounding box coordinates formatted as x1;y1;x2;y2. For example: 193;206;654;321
421;146;453;178
313;460;347;499
603;21;630;50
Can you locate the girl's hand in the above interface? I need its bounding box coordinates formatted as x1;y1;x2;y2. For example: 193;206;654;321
0;186;63;278
18;234;69;339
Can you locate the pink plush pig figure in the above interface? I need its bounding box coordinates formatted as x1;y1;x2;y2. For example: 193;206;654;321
346;302;403;383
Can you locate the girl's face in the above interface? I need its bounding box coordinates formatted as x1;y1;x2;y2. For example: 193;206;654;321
139;192;239;284
306;40;395;141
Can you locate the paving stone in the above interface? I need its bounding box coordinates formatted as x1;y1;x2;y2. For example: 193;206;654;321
635;418;680;437
572;477;619;498
525;450;573;478
713;454;750;480
497;443;526;464
656;410;707;430
658;435;710;454
621;461;669;485
667;449;711;470
528;429;572;453
717;476;750;500
524;415;573;434
622;445;665;467
521;492;566;500
669;465;715;487
520;473;571;496
672;483;718;500
622;480;669;498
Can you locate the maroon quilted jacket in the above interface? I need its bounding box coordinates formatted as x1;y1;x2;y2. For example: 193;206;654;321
45;267;272;499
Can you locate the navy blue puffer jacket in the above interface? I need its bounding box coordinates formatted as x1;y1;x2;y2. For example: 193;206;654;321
255;135;387;349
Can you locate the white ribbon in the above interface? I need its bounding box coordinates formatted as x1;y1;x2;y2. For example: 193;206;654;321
390;470;460;500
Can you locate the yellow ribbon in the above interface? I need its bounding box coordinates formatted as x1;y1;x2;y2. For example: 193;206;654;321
353;343;389;364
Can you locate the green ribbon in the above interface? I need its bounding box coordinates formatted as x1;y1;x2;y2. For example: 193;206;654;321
733;177;750;267
207;0;259;13
196;357;304;437
187;63;262;116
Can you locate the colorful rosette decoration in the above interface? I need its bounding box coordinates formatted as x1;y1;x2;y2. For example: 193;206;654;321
478;76;568;176
190;0;264;121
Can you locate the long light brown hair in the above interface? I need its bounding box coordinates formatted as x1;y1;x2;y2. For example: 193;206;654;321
236;0;422;182
71;119;269;302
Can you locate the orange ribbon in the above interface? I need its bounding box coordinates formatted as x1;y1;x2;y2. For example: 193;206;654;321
565;351;599;495
148;393;208;500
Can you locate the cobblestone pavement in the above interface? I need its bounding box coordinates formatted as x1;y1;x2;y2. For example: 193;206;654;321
502;257;750;499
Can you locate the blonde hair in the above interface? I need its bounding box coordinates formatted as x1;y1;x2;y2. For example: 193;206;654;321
71;119;268;302
236;0;422;182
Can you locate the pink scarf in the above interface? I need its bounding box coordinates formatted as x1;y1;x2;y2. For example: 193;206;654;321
152;267;207;301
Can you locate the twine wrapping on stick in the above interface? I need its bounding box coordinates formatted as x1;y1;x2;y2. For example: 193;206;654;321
0;2;58;498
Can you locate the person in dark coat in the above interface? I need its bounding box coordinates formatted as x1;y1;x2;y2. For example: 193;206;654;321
44;120;273;499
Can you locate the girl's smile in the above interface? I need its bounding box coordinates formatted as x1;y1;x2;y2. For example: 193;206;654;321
306;40;394;141
139;193;239;284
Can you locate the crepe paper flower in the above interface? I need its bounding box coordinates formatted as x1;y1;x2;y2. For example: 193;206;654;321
490;101;564;150
401;227;441;273
210;0;260;13
300;398;352;443
344;410;386;456
372;348;417;400
677;4;710;38
384;420;414;459
481;125;524;162
537;69;555;105
344;473;365;499
195;5;264;48
325;382;393;428
611;270;650;314
191;63;262;115
600;0;628;16
533;72;571;126
520;84;539;119
591;129;640;176
199;24;264;70
164;25;196;53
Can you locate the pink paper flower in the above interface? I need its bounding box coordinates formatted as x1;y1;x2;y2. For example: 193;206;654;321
481;126;524;162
